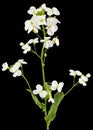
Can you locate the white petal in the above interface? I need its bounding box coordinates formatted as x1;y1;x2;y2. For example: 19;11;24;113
39;90;47;98
13;70;21;77
47;28;54;36
69;69;75;76
52;80;58;86
76;70;82;76
27;6;36;15
52;7;60;15
81;75;88;82
19;42;24;46
36;84;43;91
2;62;8;71
57;82;64;92
86;73;91;78
44;42;49;49
48;98;55;103
33;90;39;95
18;59;27;64
51;80;58;91
79;78;87;86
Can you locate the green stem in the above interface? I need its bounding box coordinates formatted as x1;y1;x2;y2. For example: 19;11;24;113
22;74;32;92
46;123;49;130
41;25;49;130
36;33;42;39
42;25;46;37
64;82;79;97
31;49;41;59
41;46;46;88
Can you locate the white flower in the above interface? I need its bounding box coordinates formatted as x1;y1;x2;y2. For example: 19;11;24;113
69;69;82;76
18;59;27;64
9;59;27;77
24;17;40;34
36;15;46;26
86;73;91;78
46;7;60;16
40;37;53;49
46;17;60;36
2;62;8;71
9;62;21;77
51;80;64;92
33;84;48;98
79;73;91;86
28;38;39;44
20;42;31;54
27;6;37;15
52;37;59;46
40;3;47;11
12;70;22;77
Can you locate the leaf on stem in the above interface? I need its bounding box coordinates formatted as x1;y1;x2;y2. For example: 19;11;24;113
46;92;64;126
26;89;45;111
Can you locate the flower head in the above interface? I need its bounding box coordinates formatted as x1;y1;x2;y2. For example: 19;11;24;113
69;69;82;76
46;17;60;36
20;42;31;54
79;73;91;86
40;37;53;49
33;84;48;98
2;62;8;71
51;80;64;92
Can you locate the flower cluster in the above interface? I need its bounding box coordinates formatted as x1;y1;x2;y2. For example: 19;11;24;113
19;3;60;53
33;80;64;103
2;59;27;77
69;69;91;86
25;3;60;35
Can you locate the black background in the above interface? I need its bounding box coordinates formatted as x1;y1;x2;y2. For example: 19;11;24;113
0;0;93;130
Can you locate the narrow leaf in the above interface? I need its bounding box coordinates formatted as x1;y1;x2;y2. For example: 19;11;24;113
46;92;64;126
26;89;45;111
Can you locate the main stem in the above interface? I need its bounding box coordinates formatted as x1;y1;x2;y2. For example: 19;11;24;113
41;25;49;130
41;45;48;129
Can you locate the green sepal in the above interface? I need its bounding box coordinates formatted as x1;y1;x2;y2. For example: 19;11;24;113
36;9;45;15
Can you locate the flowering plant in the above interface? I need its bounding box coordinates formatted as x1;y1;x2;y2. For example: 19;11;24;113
2;3;91;130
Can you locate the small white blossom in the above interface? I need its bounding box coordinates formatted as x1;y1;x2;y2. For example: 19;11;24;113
40;3;47;11
52;37;59;46
36;15;46;26
46;7;60;16
2;62;8;71
24;18;40;34
51;80;64;92
86;73;91;78
9;59;27;77
20;42;31;54
79;73;91;86
69;69;82;76
9;62;21;77
46;17;60;36
27;6;37;15
33;84;48;98
13;70;22;77
28;38;39;44
18;59;27;64
40;37;53;49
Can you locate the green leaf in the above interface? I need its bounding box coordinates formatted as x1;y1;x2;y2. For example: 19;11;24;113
46;92;64;126
26;89;45;111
